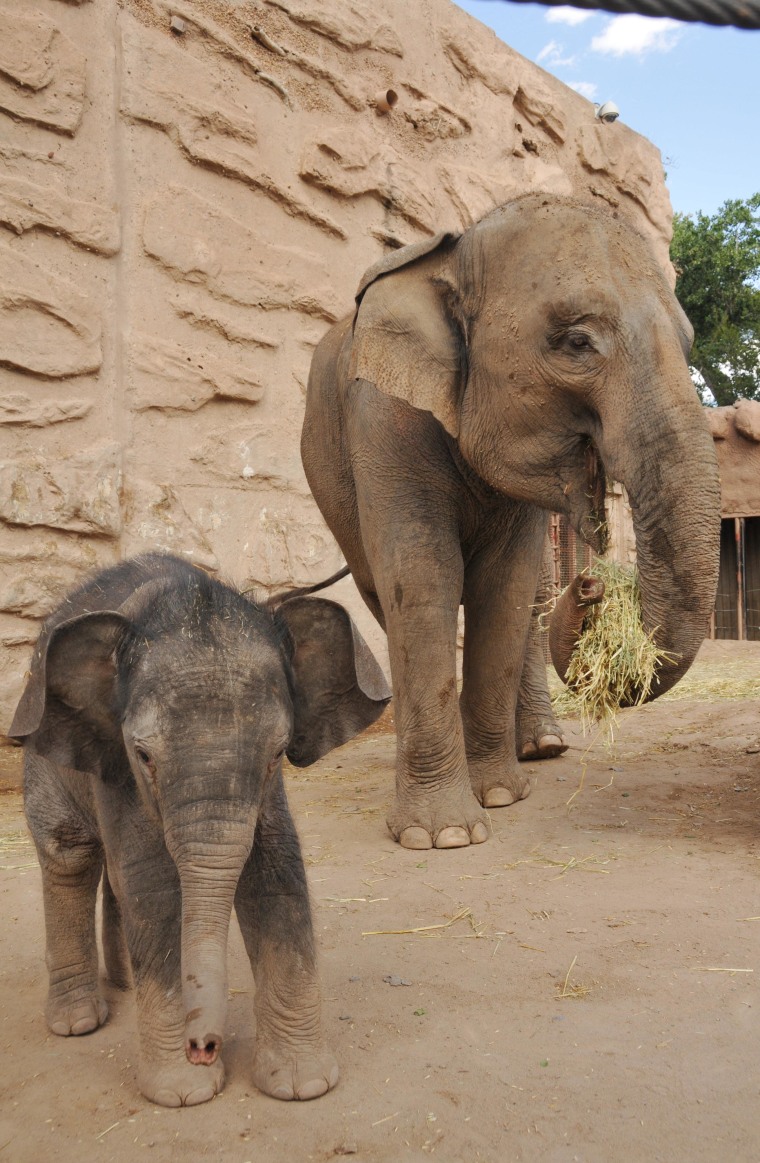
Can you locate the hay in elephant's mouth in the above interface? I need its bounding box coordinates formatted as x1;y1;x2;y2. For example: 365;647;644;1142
551;559;673;733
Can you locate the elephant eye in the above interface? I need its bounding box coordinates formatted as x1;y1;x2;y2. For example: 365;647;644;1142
567;331;593;351
135;745;155;774
268;747;286;775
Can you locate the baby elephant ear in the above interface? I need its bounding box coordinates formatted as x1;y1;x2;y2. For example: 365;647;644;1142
9;612;129;769
276;596;391;768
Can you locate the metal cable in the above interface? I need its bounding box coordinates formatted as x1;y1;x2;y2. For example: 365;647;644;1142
486;0;760;29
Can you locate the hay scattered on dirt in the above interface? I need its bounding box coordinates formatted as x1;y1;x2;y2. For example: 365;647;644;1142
555;955;594;999
551;559;673;732
0;829;35;871
362;905;486;938
660;666;760;702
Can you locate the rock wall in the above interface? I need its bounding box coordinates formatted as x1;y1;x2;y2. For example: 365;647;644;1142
706;401;760;518
0;0;674;733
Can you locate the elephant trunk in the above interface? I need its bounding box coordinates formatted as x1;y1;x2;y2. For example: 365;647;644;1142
598;369;721;701
174;833;254;1067
549;574;605;682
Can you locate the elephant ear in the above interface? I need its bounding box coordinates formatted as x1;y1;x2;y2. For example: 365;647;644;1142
9;611;131;772
348;232;464;438
275;596;391;768
9;575;173;762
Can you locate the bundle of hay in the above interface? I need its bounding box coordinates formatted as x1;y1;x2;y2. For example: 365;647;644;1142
553;559;673;732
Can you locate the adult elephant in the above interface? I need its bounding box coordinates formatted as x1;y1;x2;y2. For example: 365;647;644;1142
301;193;720;851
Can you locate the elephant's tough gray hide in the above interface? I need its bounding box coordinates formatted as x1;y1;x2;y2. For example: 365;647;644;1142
302;191;720;852
12;552;390;1108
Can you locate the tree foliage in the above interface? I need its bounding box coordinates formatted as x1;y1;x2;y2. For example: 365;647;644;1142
670;193;760;406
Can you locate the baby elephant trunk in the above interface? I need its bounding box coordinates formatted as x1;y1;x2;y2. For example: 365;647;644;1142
178;862;244;1067
549;574;605;683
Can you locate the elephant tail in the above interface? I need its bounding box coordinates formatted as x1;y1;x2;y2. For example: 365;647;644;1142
275;565;351;605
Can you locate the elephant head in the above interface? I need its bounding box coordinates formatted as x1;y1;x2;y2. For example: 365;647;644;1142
10;563;390;1069
348;193;720;698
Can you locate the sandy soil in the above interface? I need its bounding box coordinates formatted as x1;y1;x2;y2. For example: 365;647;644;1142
1;644;759;1163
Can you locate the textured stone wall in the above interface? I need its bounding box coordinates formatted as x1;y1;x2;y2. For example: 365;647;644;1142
0;0;674;734
706;401;760;518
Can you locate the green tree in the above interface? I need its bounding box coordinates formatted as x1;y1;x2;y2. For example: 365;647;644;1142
670;193;760;406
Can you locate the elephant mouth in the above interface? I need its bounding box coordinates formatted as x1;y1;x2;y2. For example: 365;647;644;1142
573;438;609;554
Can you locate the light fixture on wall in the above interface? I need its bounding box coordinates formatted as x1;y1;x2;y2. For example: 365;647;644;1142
595;101;620;124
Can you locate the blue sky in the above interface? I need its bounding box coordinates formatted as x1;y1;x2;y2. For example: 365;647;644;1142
454;1;758;217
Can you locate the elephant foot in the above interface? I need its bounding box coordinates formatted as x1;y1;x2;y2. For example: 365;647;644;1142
517;717;568;762
47;990;108;1037
252;1037;339;1101
138;1054;225;1108
388;781;490;849
469;760;531;810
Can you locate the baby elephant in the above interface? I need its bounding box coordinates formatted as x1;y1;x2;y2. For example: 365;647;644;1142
11;553;390;1107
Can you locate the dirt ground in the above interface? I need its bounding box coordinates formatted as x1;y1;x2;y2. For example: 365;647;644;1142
1;642;759;1163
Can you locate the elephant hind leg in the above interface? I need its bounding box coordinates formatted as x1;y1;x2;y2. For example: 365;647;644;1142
516;532;567;762
102;866;132;990
517;716;567;761
516;642;567;762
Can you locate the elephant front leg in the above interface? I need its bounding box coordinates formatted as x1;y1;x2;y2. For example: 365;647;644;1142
37;852;109;1037
132;969;224;1108
235;780;338;1101
357;532;487;848
383;587;491;849
118;853;224;1107
460;508;547;808
24;754;108;1037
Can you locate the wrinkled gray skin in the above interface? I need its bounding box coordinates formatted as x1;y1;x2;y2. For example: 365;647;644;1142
302;192;720;851
516;533;566;761
11;554;390;1107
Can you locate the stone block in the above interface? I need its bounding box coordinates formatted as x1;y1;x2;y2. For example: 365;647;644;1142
733;398;760;443
0;174;120;255
122;480;219;570
129;334;265;412
300;129;439;233
0;243;102;378
142;186;340;321
0;571;74;619
265;0;403;55
0;443;121;536
0;6;87;134
0;395;92;427
706;406;733;440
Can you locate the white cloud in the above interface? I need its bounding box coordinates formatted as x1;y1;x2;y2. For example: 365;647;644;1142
546;6;594;25
567;80;598;100
591;14;684;56
537;40;577;67
537;38;560;62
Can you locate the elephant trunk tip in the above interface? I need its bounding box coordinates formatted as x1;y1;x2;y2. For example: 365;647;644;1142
549;572;606;684
186;1032;222;1066
577;576;605;606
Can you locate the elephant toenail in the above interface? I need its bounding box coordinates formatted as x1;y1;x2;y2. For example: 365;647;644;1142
399;827;433;850
434;826;470;848
483;787;516;808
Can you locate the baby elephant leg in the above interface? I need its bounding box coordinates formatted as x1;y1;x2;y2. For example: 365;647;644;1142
236;776;338;1101
24;752;108;1037
116;846;224;1108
